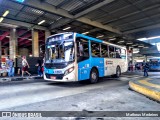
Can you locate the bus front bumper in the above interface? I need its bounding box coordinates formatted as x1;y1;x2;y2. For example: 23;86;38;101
44;72;76;82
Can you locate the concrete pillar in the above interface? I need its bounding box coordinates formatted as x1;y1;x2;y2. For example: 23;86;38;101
144;55;147;62
130;48;134;64
0;41;2;59
10;28;17;60
45;30;51;42
32;29;39;57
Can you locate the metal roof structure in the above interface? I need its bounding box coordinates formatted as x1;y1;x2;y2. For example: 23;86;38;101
0;0;160;50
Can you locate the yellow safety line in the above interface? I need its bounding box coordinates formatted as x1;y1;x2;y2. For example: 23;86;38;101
138;79;160;89
129;81;160;101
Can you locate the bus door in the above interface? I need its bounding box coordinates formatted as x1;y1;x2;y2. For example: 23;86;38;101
76;38;90;81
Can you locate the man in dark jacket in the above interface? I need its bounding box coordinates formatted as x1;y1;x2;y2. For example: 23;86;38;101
143;62;149;76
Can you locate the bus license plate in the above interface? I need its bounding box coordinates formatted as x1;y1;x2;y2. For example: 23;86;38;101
51;76;56;79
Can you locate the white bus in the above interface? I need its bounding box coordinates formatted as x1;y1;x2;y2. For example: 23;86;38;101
44;32;128;83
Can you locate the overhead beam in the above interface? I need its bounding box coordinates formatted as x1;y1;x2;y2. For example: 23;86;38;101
18;30;27;36
123;23;160;34
2;17;47;30
74;0;115;18
15;0;121;34
18;33;31;43
0;32;9;41
103;4;160;25
19;40;31;46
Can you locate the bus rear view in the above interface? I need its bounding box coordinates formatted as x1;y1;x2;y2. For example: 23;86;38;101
44;32;76;82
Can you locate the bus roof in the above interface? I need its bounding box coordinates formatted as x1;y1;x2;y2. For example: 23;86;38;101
47;32;126;49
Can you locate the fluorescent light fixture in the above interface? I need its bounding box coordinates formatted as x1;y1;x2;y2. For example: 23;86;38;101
16;0;25;3
137;38;147;41
126;42;133;45
109;38;116;41
0;17;4;22
133;51;139;54
138;45;144;47
38;20;45;25
2;10;9;17
56;17;62;21
118;40;124;43
96;35;104;38
63;27;71;31
137;36;160;41
82;31;89;34
132;44;138;46
144;46;149;48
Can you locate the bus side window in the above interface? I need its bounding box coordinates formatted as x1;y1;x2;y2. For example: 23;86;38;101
101;44;109;58
115;48;121;58
109;46;115;58
76;37;89;62
91;41;100;57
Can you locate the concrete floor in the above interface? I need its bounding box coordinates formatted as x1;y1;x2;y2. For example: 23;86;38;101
0;72;159;120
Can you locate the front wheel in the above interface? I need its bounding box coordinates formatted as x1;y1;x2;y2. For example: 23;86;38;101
89;68;98;83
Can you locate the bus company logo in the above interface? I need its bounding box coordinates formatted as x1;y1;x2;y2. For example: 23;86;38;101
106;61;113;65
2;112;11;117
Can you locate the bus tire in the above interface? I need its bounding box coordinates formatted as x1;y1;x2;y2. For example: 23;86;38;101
89;68;99;83
115;66;121;78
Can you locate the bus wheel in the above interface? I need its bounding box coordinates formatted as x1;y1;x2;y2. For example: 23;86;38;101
115;66;121;78
89;68;98;83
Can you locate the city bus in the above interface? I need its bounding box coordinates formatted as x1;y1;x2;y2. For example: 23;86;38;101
148;58;160;71
44;32;128;83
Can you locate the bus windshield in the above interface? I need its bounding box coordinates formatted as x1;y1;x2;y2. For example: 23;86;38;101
45;34;74;63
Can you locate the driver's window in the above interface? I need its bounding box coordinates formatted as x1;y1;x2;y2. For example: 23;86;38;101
76;37;89;62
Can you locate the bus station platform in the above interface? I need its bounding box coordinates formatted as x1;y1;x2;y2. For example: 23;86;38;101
129;77;160;102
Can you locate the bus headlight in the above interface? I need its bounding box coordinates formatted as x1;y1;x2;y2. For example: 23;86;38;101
64;66;74;76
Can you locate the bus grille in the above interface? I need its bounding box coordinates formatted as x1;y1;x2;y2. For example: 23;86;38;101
45;63;67;69
45;73;64;79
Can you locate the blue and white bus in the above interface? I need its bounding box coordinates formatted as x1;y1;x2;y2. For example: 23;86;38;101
149;58;160;71
44;32;128;83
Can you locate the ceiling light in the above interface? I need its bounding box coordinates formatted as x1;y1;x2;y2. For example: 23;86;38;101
137;38;147;41
56;17;62;21
38;20;45;25
126;42;133;45
132;44;138;46
63;27;71;31
0;17;4;22
16;0;25;3
6;36;10;38
144;46;149;48
109;38;116;41
96;35;104;38
137;36;160;41
82;31;89;34
138;45;144;47
118;40;124;43
2;10;9;17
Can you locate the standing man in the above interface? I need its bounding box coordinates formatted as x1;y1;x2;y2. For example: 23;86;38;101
143;61;149;77
6;57;14;77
